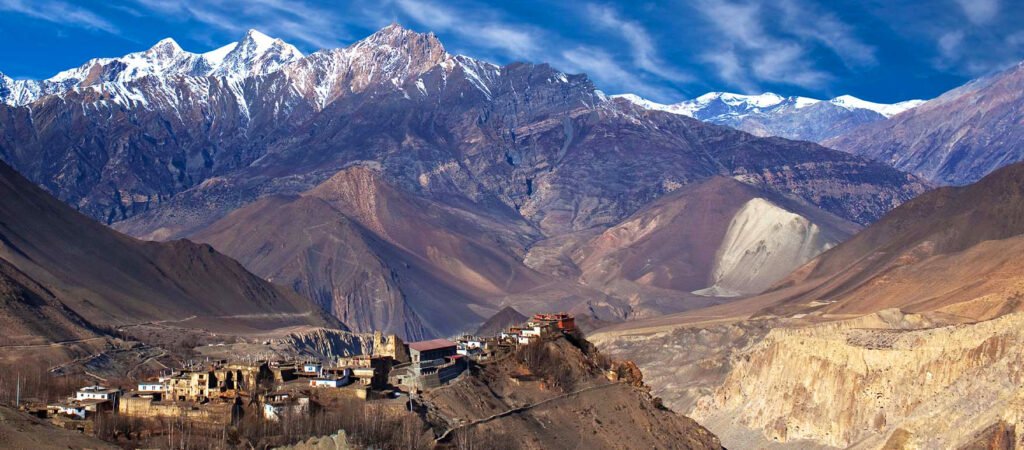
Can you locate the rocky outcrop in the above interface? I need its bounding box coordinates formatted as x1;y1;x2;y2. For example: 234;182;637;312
279;329;406;361
693;312;1024;448
419;334;724;449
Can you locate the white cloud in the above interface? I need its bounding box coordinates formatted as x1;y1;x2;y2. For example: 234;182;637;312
132;0;351;49
0;0;117;33
561;46;680;101
955;0;999;24
693;0;869;91
586;5;690;83
393;0;538;58
701;49;757;92
777;0;876;68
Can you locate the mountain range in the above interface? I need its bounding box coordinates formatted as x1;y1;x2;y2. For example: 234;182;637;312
623;61;1024;187
0;25;926;338
616;91;925;143
3;18;1024;450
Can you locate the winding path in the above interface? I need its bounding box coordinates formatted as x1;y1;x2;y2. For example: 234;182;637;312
434;382;623;442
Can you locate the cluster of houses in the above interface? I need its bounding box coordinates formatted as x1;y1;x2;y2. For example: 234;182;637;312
47;355;398;425
44;313;577;427
500;313;576;345
391;312;577;391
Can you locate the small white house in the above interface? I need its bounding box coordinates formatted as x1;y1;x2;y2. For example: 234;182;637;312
52;403;87;419
521;325;544;338
263;397;309;421
310;377;347;388
138;382;165;393
302;363;323;375
75;385;120;402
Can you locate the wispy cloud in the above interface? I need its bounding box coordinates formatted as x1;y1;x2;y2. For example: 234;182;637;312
777;0;876;68
955;0;999;25
691;0;881;92
695;0;836;91
130;0;354;49
586;5;690;83
394;0;539;59
561;46;680;100
0;0;116;33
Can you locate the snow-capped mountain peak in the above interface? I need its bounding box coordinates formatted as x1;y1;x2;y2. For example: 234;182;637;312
703;91;786;108
146;37;184;56
0;30;307;106
828;95;924;118
202;43;237;66
611;93;697;117
209;29;303;78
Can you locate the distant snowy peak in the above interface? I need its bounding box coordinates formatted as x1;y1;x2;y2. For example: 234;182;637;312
828;95;925;118
611;94;697;117
617;91;926;120
615;91;928;142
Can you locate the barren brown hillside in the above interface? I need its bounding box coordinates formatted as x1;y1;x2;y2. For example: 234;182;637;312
0;160;337;333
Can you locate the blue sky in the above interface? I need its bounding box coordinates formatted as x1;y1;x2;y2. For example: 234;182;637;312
1;0;1022;103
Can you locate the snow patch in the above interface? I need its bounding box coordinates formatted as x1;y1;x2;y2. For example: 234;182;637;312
829;95;925;117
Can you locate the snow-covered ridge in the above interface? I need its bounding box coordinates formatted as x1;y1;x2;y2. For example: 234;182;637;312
828;95;926;118
615;91;926;120
0;29;304;106
0;24;542;111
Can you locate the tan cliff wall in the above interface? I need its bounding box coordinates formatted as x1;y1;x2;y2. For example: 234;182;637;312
692;312;1024;448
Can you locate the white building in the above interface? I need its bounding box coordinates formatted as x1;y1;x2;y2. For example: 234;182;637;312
75;385;121;402
310;369;350;388
302;363;323;376
137;382;165;393
263;397;310;421
521;325;544;338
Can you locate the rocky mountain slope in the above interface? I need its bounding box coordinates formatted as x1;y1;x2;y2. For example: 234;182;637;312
571;177;858;304
475;306;529;336
189;164;560;339
0;160;337;333
0;25;924;230
420;333;723;449
825;61;1024;185
756;161;1024;321
0;25;928;338
617;92;925;143
0;258;99;347
0;406;117;450
592;162;1024;449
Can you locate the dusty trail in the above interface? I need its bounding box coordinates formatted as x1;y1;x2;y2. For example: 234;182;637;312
435;382;623;442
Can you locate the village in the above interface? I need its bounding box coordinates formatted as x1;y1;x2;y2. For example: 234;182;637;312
25;312;577;444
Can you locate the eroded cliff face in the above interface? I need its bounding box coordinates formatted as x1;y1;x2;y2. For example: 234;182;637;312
692;312;1024;449
277;329;407;361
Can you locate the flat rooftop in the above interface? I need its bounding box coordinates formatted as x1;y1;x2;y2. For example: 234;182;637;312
408;339;458;352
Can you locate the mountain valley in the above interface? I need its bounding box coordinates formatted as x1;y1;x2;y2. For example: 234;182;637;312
2;13;1024;450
